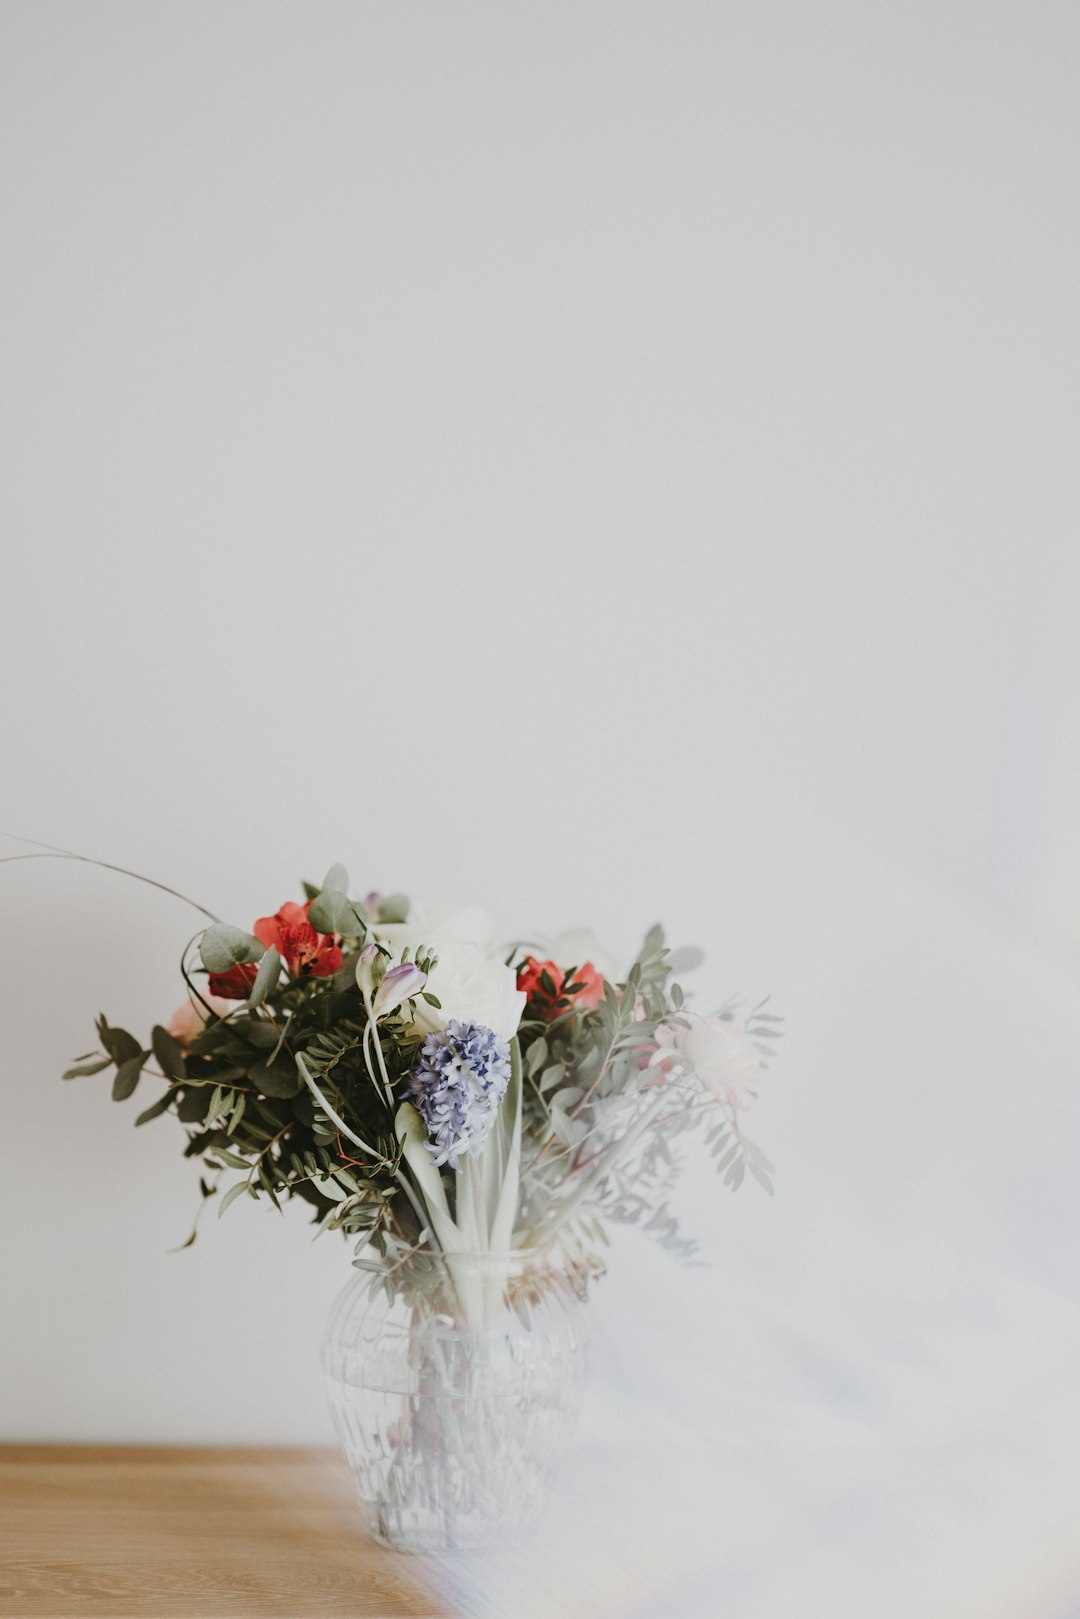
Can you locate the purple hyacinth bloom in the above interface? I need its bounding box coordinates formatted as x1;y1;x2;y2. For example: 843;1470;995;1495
409;1019;511;1168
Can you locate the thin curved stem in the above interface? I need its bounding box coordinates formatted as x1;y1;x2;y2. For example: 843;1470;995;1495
296;1052;433;1241
296;1054;393;1166
0;837;220;923
363;1020;396;1112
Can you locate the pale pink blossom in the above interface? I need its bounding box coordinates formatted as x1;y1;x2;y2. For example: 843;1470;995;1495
167;993;234;1050
648;1015;762;1109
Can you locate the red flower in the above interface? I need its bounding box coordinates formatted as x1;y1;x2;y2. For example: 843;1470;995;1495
253;900;343;980
516;955;606;1021
207;962;259;1000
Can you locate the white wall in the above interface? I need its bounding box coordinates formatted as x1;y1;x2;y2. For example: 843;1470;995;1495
2;6;1079;1612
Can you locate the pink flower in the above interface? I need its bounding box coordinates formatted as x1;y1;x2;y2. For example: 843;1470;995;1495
167;993;234;1049
648;1015;762;1109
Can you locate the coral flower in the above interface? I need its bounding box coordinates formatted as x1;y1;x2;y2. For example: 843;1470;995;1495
253;900;343;980
517;955;606;1020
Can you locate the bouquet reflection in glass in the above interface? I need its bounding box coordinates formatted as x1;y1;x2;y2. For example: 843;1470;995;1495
61;860;781;1554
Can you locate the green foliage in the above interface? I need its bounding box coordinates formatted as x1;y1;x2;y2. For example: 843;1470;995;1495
62;1057;111;1079
307;863;367;937
199;924;264;973
245;947;282;1009
151;1025;187;1080
64;877;779;1265
111;1053;147;1101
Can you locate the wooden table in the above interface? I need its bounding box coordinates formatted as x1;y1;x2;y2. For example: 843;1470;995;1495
0;1447;448;1618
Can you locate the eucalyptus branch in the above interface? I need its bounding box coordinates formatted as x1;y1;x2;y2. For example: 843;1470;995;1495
525;1089;669;1247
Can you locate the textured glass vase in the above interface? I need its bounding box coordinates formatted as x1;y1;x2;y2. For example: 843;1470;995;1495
322;1247;591;1553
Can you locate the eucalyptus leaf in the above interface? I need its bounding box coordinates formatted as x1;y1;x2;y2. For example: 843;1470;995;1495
249;1057;302;1099
176;1088;207;1123
135;1092;173;1126
112;1053;146;1101
244;1020;281;1050
321;863;349;894
199;924;265;973
245;946;282;1009
378;893;409;925
96;1019;143;1066
62;1058;111;1079
151;1025;187;1080
307;889;362;934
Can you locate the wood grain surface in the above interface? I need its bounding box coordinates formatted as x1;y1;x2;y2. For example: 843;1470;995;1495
0;1446;447;1618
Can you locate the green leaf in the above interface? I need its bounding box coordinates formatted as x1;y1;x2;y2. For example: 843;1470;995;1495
199;924;265;973
244;1020;281;1050
322;863;349;894
135;1092;173;1126
249;1057;302;1098
307;889;363;934
378;893;409;925
218;1180;249;1219
176;1088;207;1122
210;1147;252;1171
539;1061;566;1094
245;946;282;1009
455;1151;486;1250
96;1018;143;1066
315;1174;353;1203
151;1025;187;1080
62;1058;111;1079
524;1038;548;1078
112;1053;147;1101
489;1039;523;1253
395;1102;461;1253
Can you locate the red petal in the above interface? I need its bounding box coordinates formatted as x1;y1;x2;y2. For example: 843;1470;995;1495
207;963;258;1000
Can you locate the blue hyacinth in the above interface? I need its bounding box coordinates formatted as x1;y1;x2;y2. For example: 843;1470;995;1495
409;1019;511;1169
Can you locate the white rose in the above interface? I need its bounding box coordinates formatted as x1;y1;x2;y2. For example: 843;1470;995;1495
414;944;525;1042
376;902;496;959
375;903;525;1042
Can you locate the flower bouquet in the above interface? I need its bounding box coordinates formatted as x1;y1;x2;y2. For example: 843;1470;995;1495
63;861;780;1553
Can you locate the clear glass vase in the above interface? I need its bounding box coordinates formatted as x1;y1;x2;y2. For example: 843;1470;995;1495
322;1247;591;1553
